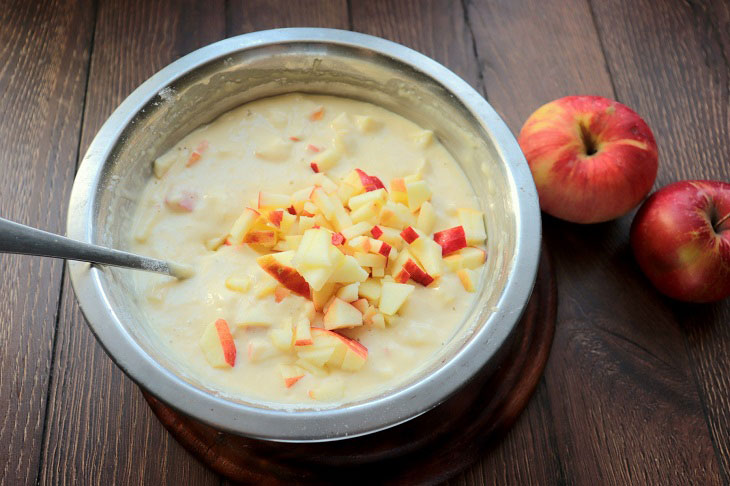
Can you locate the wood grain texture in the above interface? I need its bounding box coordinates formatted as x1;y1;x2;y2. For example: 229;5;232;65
0;1;94;485
350;0;481;90
38;1;225;485
467;0;725;484
590;0;730;481
225;0;348;35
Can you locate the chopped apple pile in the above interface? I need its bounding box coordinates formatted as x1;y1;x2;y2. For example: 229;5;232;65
199;166;489;399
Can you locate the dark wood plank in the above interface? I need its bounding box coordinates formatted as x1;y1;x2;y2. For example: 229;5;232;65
226;0;349;34
38;1;226;484
467;0;725;483
590;0;730;481
0;1;94;484
349;0;481;90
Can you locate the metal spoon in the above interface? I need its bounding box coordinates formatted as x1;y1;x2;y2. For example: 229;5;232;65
0;217;193;279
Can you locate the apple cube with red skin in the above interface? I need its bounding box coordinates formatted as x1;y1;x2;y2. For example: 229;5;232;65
371;225;403;249
229;207;260;245
331;232;346;246
309;328;368;372
199;319;236;368
630;180;730;302
278;364;305;388
310;148;341;173
268;210;284;228
518;95;658;223
351;298;369;314
257;251;311;299
404;259;435;286
400;226;420;244
354;168;386;192
323;297;364;330
294;318;313;346
409;236;443;276
433;226;468;256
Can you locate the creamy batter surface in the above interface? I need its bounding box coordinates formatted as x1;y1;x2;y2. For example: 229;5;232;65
131;94;488;406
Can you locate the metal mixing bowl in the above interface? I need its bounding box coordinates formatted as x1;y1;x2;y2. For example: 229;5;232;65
67;28;540;442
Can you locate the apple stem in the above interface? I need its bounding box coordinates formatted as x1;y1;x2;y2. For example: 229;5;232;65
579;122;598;156
714;211;730;231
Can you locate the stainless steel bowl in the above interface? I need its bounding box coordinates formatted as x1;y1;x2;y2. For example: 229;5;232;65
67;28;540;442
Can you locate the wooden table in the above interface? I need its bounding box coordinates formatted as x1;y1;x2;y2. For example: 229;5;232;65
1;0;728;484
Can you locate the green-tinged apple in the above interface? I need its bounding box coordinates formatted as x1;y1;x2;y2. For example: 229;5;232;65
631;180;730;302
519;95;658;223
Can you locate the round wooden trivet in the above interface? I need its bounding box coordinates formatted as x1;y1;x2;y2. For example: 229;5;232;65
143;248;556;485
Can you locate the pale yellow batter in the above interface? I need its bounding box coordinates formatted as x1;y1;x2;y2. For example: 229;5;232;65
131;94;486;406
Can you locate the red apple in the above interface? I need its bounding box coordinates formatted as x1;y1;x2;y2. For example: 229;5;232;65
403;259;435;286
630;180;730;302
400;226;419;244
518;96;658;223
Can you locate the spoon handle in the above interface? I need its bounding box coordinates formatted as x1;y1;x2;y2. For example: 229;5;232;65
0;217;190;278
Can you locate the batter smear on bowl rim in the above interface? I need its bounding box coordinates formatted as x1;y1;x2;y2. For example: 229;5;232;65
131;93;489;405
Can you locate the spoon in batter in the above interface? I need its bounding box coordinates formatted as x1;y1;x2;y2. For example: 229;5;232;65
0;217;194;279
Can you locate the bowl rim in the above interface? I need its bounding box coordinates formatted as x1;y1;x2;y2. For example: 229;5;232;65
67;28;541;442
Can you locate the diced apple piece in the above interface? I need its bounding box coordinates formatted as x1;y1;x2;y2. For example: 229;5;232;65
199;319;236;368
350;200;381;225
247;338;279;362
244;230;277;247
348;188;387;212
309;106;325;121
457;208;487;244
354;252;387;269
310;148;342;173
371;225;404;249
336;282;360;302
165;189;198;212
433;226;468;256
309;378;345;401
379;201;415;229
328;254;369;284
279;211;296;233
255;139;292;161
279;364;305;388
310;173;338;193
413;129;434;148
269;325;294;351
186;140;209;167
370;239;392;257
341;221;373;240
336;181;361;204
310;187;336;220
370;311;385;329
299;215;316;232
340;340;368;371
296;358;328;377
457;268;478;292
351;298;369;314
312;282;337;311
359;279;381;302
257;251;311;299
390;248;414;281
443;247;487;271
354;115;381;133
294;318;313;346
267;210;284;228
298;346;335;367
331;232;346;246
284;234;303;251
225;276;251;293
400;226;420;244
389;178;408;205
379;282;415;315
409;236;443;276
291;186;314;213
293;228;333;268
229;207;260;245
416;201;436;234
404;259;435;286
323;297;364;330
405;180;432;211
258;191;291;210
354;168;386;192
